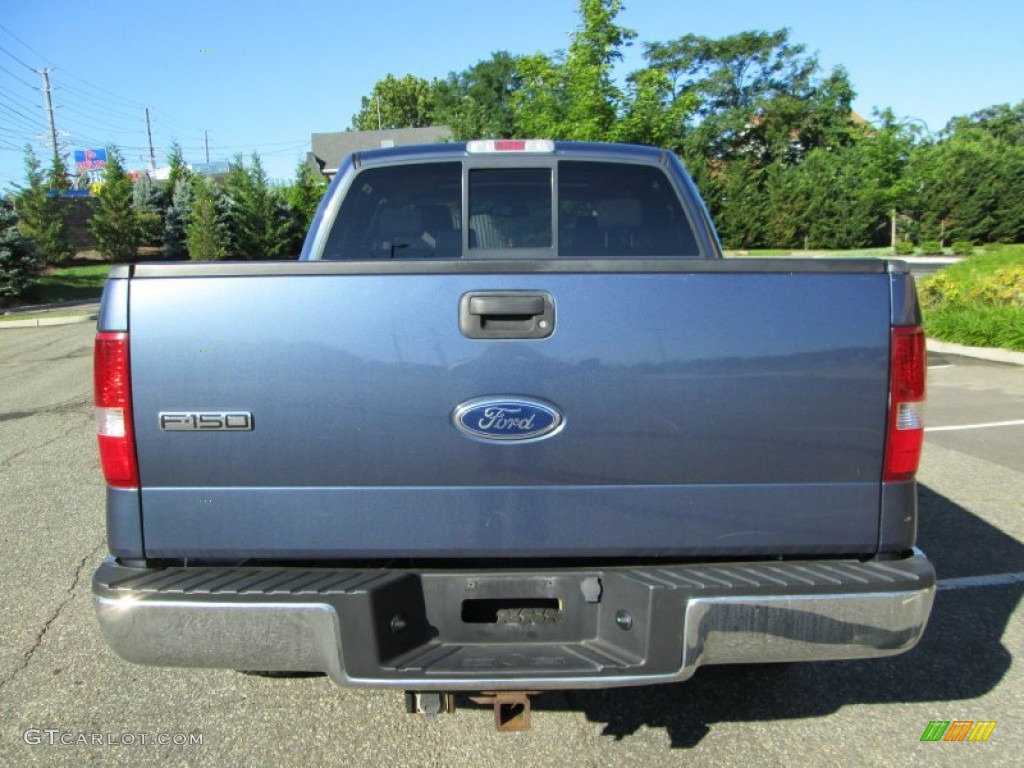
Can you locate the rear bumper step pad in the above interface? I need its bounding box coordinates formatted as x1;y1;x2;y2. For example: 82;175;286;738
93;553;935;690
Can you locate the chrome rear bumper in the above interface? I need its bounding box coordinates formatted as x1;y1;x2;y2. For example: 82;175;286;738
94;552;935;690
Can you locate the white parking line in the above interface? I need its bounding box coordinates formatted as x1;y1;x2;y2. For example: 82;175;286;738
926;419;1024;432
937;572;1024;590
928;364;954;370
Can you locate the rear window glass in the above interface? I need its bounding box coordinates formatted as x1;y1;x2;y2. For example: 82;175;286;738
469;168;552;249
321;159;700;259
322;162;462;260
558;161;699;257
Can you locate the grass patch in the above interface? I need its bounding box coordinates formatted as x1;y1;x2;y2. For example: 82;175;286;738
918;244;1024;351
920;246;1024;292
25;263;115;303
925;305;1024;351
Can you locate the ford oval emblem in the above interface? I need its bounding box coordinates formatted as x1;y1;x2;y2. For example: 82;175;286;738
453;397;563;442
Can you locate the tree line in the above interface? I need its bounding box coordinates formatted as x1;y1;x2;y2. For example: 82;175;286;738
10;142;326;266
351;0;1024;250
7;0;1022;276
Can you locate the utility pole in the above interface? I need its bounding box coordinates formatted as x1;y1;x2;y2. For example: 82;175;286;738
145;107;156;171
205;130;210;164
40;68;59;165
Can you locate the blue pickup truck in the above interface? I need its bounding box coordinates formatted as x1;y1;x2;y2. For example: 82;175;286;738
92;140;934;725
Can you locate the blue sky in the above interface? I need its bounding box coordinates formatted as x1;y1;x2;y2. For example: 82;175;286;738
1;0;1022;190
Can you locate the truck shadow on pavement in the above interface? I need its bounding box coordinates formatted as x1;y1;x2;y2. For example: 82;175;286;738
468;483;1022;748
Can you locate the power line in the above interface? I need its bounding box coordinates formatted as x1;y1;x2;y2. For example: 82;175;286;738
0;116;37;135
0;117;37;135
60;96;146;123
58;102;142;132
58;91;146;123
0;26;204;179
0;23;51;64
56;69;147;111
0;96;41;125
1;25;310;181
0;88;39;112
149;107;205;136
0;62;36;89
0;43;36;72
200;138;311;150
256;143;310;156
0;118;41;141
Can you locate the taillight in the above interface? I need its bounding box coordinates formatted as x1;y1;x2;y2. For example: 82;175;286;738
884;326;926;482
94;331;139;488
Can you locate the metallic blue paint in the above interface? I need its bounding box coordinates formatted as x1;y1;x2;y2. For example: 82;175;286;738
125;269;895;558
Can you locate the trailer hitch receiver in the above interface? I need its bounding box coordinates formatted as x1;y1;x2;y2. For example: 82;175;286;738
469;691;536;732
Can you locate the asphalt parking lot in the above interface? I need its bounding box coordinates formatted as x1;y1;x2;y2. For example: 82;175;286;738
0;322;1021;766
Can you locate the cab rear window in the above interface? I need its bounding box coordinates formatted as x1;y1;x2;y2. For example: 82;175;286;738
558;161;699;257
469;168;552;250
321;160;699;259
322;162;462;260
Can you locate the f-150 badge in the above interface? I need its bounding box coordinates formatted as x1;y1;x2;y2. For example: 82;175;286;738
453;398;562;442
159;412;253;431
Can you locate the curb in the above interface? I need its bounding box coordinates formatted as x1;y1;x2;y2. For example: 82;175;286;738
0;312;98;329
894;256;961;266
1;297;103;313
927;339;1024;366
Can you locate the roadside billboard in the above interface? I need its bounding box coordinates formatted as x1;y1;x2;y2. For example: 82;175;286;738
73;148;107;170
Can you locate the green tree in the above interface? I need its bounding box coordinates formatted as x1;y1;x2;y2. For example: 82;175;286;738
90;146;140;261
351;74;437;130
15;146;72;265
856;109;926;248
795;146;876;249
132;173;164;247
511;0;635;140
433;51;523;139
710;162;771;248
562;0;635;139
223;153;293;259
762;159;805;247
165;141;191;204
287;159;327;232
186;178;228;260
639;28;864;246
710;146;876;251
944;101;1024;146
645;28;855;168
284;159;328;254
612;66;698;147
47;152;72;191
163;178;193;259
508;53;565;138
0;196;43;300
906;103;1024;245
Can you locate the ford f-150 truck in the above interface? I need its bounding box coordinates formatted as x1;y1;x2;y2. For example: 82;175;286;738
92;140;934;727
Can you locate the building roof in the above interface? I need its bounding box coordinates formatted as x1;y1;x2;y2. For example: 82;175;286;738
308;127;453;175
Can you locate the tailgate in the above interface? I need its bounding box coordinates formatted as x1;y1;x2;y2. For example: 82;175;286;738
128;263;892;559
